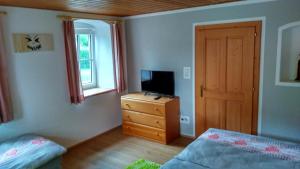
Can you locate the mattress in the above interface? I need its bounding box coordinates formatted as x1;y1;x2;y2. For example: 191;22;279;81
161;128;300;169
0;135;66;169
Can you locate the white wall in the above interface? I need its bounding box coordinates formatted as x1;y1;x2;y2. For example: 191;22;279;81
0;6;122;147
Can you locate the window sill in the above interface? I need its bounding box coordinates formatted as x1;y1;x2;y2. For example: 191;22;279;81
84;88;116;98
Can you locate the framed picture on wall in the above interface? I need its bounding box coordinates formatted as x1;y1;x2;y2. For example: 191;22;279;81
13;33;54;53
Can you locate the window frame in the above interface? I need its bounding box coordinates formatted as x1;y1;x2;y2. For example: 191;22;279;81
75;28;97;90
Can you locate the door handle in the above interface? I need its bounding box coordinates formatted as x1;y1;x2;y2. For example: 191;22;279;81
200;85;204;97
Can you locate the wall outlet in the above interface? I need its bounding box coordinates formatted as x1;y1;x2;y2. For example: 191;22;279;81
183;67;191;79
180;115;190;124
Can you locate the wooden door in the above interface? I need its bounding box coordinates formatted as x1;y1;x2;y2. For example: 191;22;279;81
195;21;261;136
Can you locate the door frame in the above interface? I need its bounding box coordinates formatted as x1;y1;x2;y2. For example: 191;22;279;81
192;17;266;137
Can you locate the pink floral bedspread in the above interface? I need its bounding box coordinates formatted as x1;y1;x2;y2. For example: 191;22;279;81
161;128;300;169
201;129;300;161
0;134;66;169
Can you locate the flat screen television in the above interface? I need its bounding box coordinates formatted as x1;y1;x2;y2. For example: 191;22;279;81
141;70;174;96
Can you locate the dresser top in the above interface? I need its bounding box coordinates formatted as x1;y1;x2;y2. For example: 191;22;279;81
121;92;178;104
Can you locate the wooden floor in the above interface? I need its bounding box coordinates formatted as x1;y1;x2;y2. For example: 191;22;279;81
62;127;193;169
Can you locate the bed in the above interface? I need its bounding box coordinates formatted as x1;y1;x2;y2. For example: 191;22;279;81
161;128;300;169
0;134;66;169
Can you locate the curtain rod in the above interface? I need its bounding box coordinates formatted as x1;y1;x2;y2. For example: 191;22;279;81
0;11;7;16
57;15;121;23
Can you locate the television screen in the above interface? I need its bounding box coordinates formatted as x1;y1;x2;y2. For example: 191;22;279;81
141;70;174;96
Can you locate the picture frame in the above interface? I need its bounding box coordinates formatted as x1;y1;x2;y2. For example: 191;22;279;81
13;33;54;53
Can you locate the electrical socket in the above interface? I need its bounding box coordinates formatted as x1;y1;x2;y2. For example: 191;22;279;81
180;115;190;124
183;67;191;79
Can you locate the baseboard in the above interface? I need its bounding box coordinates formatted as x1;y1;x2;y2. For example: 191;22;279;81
67;126;195;150
67;125;122;150
181;134;196;140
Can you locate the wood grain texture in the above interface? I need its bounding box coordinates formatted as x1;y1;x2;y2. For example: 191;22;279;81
165;97;180;143
123;110;166;129
62;127;193;169
0;0;238;17
121;93;180;144
252;22;262;135
123;121;166;143
121;92;177;104
195;21;261;136
121;99;165;116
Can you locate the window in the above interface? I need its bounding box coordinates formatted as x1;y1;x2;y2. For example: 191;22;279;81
75;30;97;90
74;20;116;97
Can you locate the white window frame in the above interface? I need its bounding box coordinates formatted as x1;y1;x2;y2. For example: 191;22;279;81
75;28;97;90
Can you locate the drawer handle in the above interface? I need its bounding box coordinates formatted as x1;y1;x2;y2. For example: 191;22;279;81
127;115;131;120
125;104;131;108
156;132;160;136
156;120;160;124
155;108;160;112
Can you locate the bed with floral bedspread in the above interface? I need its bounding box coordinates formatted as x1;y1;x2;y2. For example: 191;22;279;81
0;134;66;169
161;128;300;169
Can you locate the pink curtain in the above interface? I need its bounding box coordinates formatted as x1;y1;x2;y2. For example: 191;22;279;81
0;15;13;123
111;22;126;93
63;20;84;104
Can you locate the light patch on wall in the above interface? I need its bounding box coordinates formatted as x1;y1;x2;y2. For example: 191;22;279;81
13;33;54;53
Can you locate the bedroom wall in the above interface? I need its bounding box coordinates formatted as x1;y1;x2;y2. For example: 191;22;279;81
0;6;122;147
125;0;300;142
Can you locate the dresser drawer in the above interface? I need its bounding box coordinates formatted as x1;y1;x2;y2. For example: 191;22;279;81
123;122;166;143
123;110;166;130
121;99;165;116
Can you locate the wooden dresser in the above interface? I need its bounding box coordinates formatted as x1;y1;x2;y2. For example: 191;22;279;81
121;93;180;144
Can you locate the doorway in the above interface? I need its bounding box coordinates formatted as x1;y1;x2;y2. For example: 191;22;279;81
195;21;261;136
